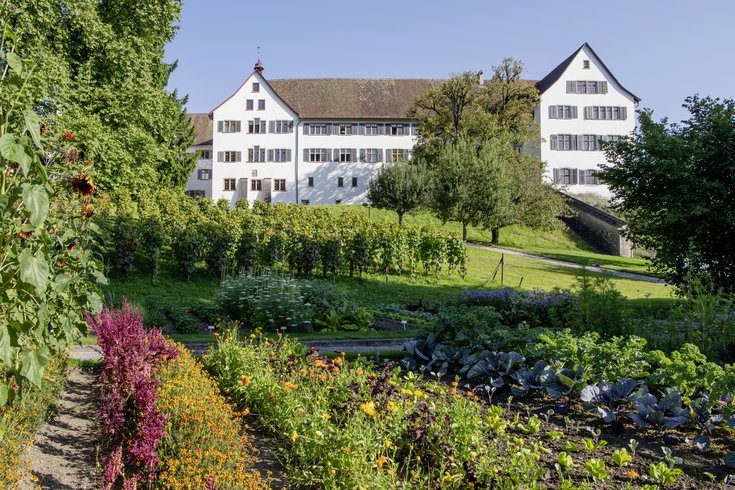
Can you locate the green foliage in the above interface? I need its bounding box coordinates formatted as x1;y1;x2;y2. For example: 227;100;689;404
0;47;105;396
573;268;625;335
162;305;199;334
612;448;632;467
2;0;195;193
366;160;428;225
599;96;735;290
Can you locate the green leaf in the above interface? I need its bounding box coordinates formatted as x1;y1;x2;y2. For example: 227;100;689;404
21;183;50;227
4;52;23;75
0;133;32;173
19;248;50;295
0;384;8;407
0;327;18;367
24;110;43;150
20;348;49;388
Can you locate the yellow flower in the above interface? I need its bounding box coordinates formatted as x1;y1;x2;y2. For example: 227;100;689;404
626;470;639;479
290;430;298;442
384;439;391;448
241;375;252;386
322;413;331;421
374;455;388;468
359;401;376;416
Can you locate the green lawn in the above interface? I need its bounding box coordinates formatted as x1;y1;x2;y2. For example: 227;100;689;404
99;243;674;341
319;205;656;276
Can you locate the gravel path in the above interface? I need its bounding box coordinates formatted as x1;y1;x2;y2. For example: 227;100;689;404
468;243;665;283
20;368;99;490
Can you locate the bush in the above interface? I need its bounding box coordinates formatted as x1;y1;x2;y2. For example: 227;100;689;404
162;305;200;334
156;346;264;489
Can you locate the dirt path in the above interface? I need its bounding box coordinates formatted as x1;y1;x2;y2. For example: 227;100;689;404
20;368;99;490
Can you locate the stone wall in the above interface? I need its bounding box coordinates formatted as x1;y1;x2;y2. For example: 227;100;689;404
563;193;636;257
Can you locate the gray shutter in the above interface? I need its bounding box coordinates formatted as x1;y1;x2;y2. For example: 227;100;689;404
197;170;202;179
325;124;332;136
267;149;274;162
217;121;223;132
217;151;224;162
403;149;409;160
553;168;560;183
571;106;578;119
333;149;339;161
260;121;266;133
549;106;557;119
571;169;579;185
269;121;275;133
550;135;558;150
385;149;392;163
357;124;365;135
303;124;309;135
377;149;383;163
378;124;386;135
621;107;627;120
236;151;242;162
287;150;292;161
234;121;240;132
351;148;357;162
575;135;583;151
359;149;365;162
566;81;576;93
289;121;294;133
304;149;309;162
600;81;608;94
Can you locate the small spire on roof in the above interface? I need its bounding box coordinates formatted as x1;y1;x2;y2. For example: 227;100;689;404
254;46;264;73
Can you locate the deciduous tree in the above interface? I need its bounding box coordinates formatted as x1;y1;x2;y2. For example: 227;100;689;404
366;160;427;226
599;96;735;290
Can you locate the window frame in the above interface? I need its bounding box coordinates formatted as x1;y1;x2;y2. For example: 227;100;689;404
250;179;262;191
274;179;287;191
252;82;260;93
199;149;212;159
365;148;379;163
224;178;236;191
257;99;266;110
246;99;254;110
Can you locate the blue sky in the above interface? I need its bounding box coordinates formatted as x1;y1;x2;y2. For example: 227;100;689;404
165;0;733;123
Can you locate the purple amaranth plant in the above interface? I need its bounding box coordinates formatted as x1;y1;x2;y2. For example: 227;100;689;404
87;300;179;489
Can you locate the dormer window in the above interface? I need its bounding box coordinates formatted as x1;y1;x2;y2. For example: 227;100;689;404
253;82;260;92
583;60;590;69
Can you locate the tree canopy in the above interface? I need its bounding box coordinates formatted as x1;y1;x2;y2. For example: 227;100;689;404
1;0;196;193
599;96;735;290
366;160;427;225
410;58;561;242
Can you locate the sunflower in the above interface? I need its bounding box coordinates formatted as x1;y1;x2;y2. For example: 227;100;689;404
72;172;95;195
81;204;95;219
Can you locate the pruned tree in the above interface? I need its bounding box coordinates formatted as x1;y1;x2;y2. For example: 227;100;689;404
366;160;427;226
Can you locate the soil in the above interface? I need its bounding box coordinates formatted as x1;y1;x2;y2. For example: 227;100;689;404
20;367;100;490
246;427;289;489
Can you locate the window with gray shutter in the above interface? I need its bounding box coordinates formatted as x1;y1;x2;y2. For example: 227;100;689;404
356;124;365;135
571;169;579;185
549;106;558;119
267;149;274;162
378;124;386;135
351;149;357;162
550;135;558;150
303;124;309;135
217;151;224;162
553;168;560;183
621;107;627;120
402;149;409;160
575;135;583;151
600;81;608;93
333;149;340;161
376;149;383;163
566;81;576;93
359;149;366;162
303;149;309;162
385;149;392;163
571;106;578;119
217;121;223;132
269;121;275;133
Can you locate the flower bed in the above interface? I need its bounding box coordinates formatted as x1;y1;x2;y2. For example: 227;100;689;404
90;303;263;489
0;356;67;488
156;345;265;489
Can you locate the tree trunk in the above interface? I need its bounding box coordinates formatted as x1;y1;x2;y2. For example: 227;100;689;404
398;212;403;227
491;227;500;244
462;222;468;241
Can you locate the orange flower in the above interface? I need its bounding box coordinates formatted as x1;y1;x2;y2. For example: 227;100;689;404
81;204;94;219
241;375;252;386
626;470;639;479
283;381;298;390
40;122;48;136
62;130;75;141
333;357;343;365
18;230;33;239
72;173;95;195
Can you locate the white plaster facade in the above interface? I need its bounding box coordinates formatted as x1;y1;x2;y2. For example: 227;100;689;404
187;43;638;205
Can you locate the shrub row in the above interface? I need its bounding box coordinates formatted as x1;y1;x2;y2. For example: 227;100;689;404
96;193;467;282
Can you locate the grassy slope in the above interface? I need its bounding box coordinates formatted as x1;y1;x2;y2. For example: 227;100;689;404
319;205;654;275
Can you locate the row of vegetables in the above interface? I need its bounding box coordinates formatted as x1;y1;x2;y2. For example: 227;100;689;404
404;330;735;460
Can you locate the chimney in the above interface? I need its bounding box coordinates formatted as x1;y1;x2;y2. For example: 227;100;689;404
478;70;484;85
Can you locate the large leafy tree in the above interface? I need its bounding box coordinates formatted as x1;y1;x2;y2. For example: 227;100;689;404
599;96;735;290
366;160;427;226
411;58;562;242
1;0;196;193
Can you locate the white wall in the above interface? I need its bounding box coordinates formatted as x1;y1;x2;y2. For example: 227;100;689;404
211;71;299;205
186;144;213;197
539;45;636;199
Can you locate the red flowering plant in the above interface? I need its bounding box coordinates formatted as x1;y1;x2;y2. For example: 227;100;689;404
87;301;179;488
0;43;106;404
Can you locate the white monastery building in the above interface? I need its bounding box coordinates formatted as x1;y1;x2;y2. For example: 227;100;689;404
185;43;639;205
